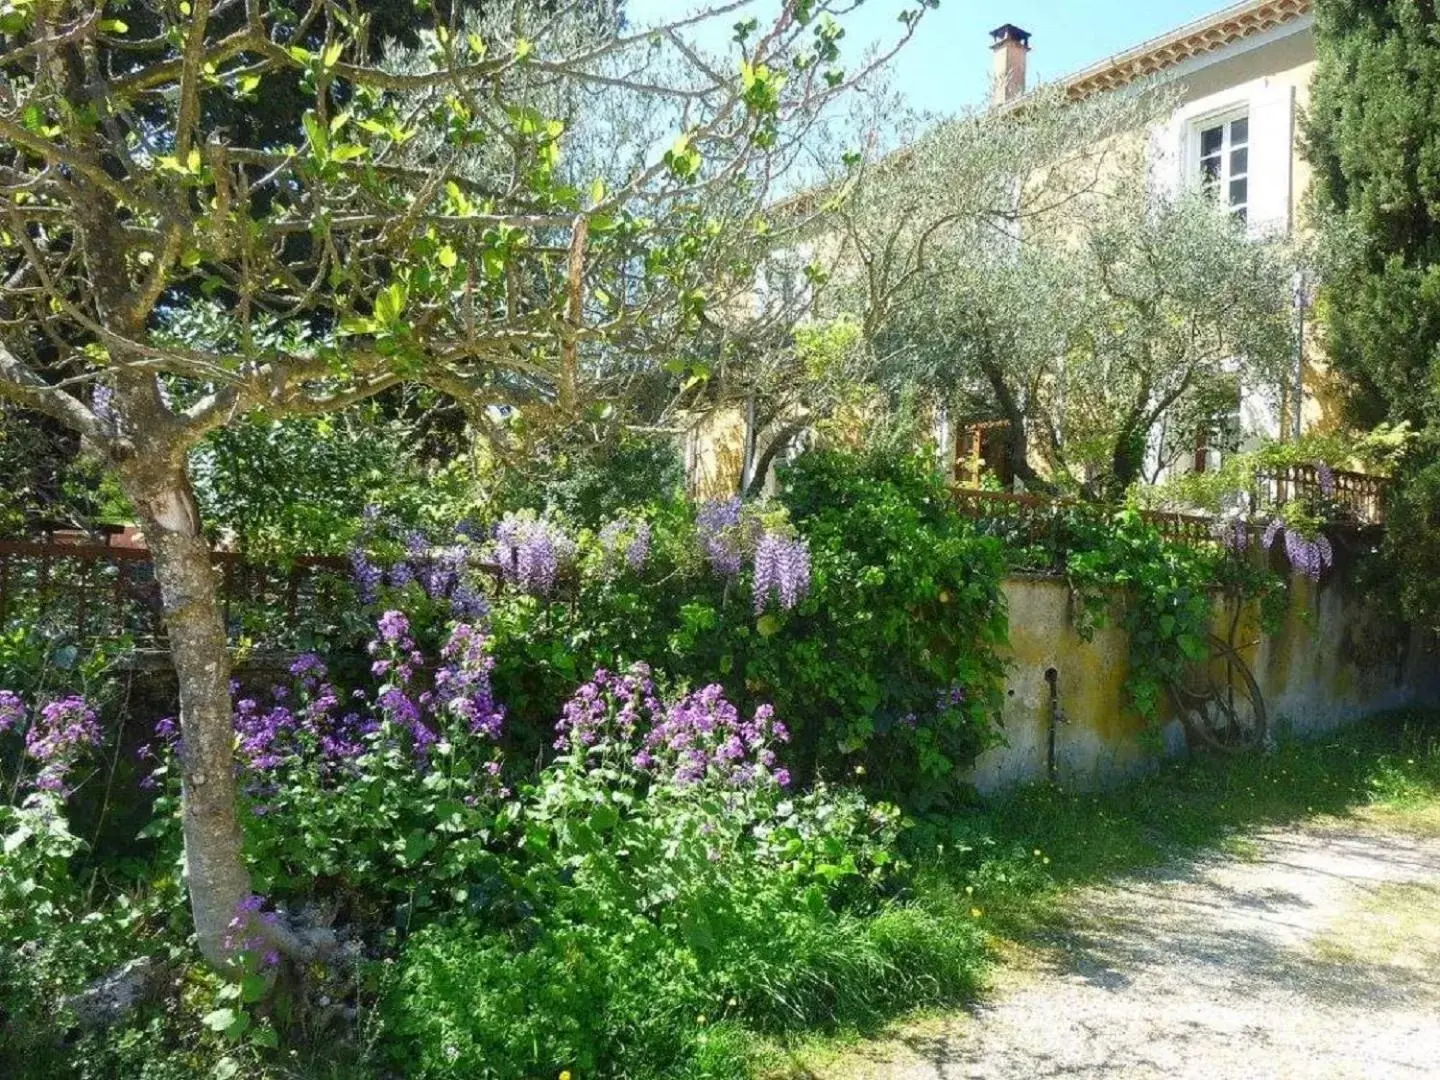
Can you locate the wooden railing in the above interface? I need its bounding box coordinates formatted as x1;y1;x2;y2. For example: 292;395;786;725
0;540;350;648
1252;465;1388;524
951;489;1215;547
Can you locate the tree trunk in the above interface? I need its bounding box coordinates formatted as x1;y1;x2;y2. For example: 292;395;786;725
1105;428;1148;502
120;462;250;968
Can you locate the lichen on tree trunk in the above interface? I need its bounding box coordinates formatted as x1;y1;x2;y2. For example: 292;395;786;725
121;463;251;968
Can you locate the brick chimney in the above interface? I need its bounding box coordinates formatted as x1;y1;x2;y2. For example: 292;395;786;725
990;24;1031;107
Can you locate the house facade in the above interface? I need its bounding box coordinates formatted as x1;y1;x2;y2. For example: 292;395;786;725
962;0;1325;488
689;0;1328;498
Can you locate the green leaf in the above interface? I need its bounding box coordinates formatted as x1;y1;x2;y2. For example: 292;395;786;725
401;830;435;866
239;974;269;1004
201;1007;238;1032
1178;633;1209;662
437;245;458;269
99;19;128;34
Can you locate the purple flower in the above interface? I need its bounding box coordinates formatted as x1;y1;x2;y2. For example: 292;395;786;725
1211;517;1248;553
377;610;410;644
351;549;383;603
598;518;653;578
753;532;811;614
626;522;652;573
1315;461;1336;499
494;515;575;596
697;497;746;578
22;696;102;794
0;690;25;736
1262;518;1283;550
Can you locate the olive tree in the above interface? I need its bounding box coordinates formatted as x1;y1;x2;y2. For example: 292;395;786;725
821;84;1297;496
0;0;928;965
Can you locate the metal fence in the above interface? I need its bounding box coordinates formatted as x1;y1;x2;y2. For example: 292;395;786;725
0;540;351;649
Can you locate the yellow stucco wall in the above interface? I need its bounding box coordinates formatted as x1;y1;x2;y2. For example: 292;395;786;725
971;571;1438;794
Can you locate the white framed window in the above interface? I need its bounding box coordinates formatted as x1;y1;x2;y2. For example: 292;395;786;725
1190;110;1249;224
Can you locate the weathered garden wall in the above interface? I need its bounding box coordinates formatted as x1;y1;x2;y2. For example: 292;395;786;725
971;573;1440;794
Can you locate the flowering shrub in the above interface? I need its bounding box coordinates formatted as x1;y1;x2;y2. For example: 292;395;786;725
388;663;912;1079
0;689;101;796
143;612;510;915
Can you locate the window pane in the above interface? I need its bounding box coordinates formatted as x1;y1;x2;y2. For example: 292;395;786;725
1229;116;1248;145
1200;125;1224;156
1201;158;1221;188
1230;147;1248;176
1229;178;1248;207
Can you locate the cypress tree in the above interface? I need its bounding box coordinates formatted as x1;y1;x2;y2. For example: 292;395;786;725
1305;0;1440;428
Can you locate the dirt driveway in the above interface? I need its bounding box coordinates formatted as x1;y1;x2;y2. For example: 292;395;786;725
824;816;1440;1079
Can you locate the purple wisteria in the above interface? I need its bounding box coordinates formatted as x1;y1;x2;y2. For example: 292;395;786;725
1211;516;1249;553
1315;461;1336;499
1;692;102;795
696;497;747;578
555;664;791;790
753;533;812;614
349;508;491;618
597;517;653;579
1262;519;1334;581
494;514;577;596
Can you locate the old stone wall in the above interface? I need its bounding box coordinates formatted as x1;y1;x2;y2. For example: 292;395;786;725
971;573;1440;793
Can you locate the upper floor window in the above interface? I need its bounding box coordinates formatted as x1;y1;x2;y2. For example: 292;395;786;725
1195;112;1249;224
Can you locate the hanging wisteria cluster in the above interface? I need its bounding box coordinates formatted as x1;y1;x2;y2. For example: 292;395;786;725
1315;460;1336;499
0;690;102;795
695;497;813;614
696;497;748;577
349;506;490;619
554;663;792;789
1262;518;1334;581
596;516;652;579
753;532;812;614
1210;515;1250;553
493;514;578;597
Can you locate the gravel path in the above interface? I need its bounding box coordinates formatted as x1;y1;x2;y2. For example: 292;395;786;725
829;818;1440;1080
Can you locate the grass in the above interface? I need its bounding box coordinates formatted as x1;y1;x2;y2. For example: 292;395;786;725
755;709;1440;1076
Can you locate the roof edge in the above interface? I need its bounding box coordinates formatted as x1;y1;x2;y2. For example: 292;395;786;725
1061;0;1312;100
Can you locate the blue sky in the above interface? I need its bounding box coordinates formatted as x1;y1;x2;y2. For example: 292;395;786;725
625;0;1233;115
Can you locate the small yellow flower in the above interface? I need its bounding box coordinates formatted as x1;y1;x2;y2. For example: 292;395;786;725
965;885;974;895
727;998;737;1007
1043;857;1051;865
970;907;983;918
560;1072;572;1080
1033;849;1041;857
696;1014;707;1025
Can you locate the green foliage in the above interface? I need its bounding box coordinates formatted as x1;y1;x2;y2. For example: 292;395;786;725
486;431;686;528
1140;428;1411;517
768;449;1009;798
1066;510;1284;719
484;447;1010;806
1307;0;1440;430
1380;454;1440;625
190;407;460;559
